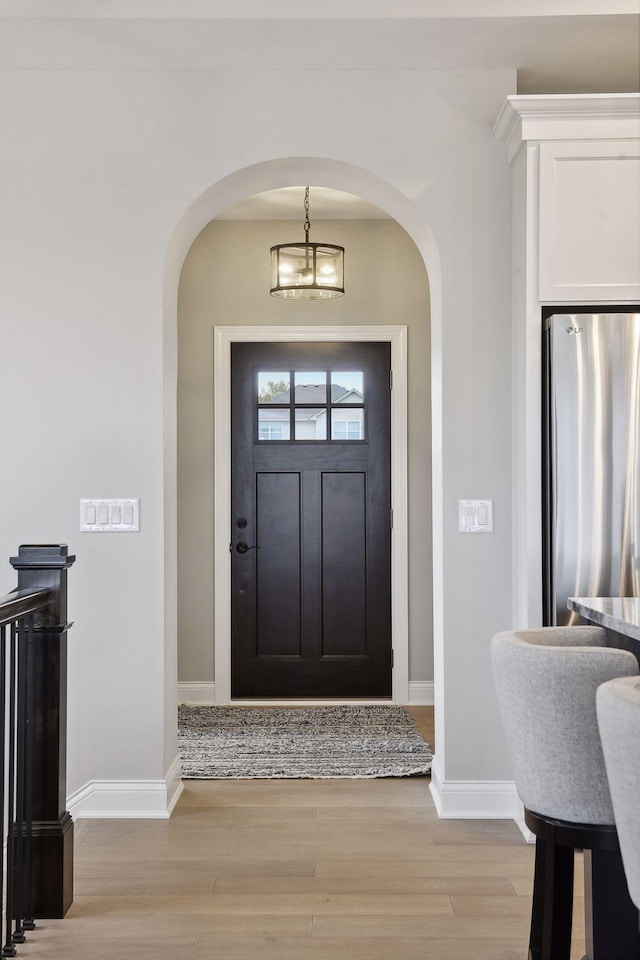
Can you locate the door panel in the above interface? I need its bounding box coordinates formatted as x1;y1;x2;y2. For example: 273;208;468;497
256;472;301;657
321;472;367;657
231;341;391;698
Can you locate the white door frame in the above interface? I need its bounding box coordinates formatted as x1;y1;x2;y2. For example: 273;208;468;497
213;324;409;705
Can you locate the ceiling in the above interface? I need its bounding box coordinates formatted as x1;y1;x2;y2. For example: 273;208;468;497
1;0;636;16
216;188;391;222
0;6;638;95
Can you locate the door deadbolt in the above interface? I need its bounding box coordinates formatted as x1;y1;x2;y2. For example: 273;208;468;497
236;518;248;528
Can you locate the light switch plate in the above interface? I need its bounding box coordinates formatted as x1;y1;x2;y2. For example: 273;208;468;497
458;499;493;533
80;499;140;532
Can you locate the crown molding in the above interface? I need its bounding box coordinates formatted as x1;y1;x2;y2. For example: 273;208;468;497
494;93;640;164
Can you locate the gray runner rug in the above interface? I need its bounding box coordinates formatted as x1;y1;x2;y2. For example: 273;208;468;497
178;704;432;779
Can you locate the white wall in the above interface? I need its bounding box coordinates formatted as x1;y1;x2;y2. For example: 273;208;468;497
177;217;432;686
0;65;515;806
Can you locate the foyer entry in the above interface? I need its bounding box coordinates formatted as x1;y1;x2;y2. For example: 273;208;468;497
230;341;392;699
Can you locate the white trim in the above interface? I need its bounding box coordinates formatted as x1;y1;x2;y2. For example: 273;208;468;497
407;681;434;705
513;797;536;844
494;93;640;165
178;681;216;704
429;757;522;822
178;680;434;706
213;324;409;706
67;758;184;819
165;755;185;815
509;143;545;630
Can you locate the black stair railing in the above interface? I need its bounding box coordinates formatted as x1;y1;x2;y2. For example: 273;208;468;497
0;545;75;956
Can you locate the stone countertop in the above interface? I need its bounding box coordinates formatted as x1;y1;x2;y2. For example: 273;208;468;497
568;597;640;643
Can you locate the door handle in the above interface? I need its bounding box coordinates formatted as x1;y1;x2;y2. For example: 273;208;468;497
236;542;259;554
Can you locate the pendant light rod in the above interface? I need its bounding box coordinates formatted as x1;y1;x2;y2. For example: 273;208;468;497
304;186;311;243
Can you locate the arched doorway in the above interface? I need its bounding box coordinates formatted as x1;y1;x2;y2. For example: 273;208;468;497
163;158;445;780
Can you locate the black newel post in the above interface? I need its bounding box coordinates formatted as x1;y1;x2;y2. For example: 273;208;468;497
9;545;76;919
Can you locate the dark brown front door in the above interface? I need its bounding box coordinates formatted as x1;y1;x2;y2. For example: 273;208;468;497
231;341;392;698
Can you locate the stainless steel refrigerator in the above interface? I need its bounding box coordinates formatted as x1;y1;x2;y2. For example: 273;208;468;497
543;311;640;626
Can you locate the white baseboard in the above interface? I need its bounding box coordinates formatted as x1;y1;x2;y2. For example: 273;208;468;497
166;755;185;815
178;680;434;707
68;755;184;819
407;681;434;705
429;756;526;831
178;681;215;705
513;797;536;843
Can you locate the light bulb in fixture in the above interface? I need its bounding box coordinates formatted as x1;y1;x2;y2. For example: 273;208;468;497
318;263;336;285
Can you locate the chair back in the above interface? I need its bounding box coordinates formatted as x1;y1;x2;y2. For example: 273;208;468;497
597;675;640;909
491;627;638;825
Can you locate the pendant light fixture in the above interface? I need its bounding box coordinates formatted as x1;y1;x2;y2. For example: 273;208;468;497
270;187;345;299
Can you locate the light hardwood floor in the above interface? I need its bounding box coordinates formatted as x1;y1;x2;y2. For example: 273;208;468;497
21;708;587;959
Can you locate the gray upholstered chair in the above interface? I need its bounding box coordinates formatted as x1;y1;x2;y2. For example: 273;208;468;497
491;626;639;960
597;675;640;911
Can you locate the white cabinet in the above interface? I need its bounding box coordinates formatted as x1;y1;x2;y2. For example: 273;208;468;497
538;139;640;302
495;94;640;304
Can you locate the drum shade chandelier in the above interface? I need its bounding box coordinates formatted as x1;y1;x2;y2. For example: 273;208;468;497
270;187;345;299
